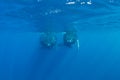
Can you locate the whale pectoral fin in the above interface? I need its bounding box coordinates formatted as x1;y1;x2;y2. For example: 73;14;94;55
76;39;80;52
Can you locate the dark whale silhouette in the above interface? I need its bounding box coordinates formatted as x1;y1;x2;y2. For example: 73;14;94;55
40;32;57;48
40;31;78;49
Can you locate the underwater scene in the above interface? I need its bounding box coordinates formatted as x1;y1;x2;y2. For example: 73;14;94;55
0;0;120;80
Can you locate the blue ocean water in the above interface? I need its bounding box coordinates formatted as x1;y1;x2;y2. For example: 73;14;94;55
0;0;120;80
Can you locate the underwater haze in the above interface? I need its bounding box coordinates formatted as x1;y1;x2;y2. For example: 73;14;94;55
0;0;120;80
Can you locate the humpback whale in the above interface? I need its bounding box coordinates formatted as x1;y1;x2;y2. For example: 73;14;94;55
63;31;77;47
40;32;57;48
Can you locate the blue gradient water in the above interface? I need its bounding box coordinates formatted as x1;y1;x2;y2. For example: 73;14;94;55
0;0;120;80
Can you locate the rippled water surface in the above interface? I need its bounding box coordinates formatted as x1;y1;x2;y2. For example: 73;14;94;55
0;0;120;31
0;0;120;80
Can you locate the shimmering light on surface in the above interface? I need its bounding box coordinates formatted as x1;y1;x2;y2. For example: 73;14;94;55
87;0;92;5
66;0;92;5
45;9;62;15
66;1;75;5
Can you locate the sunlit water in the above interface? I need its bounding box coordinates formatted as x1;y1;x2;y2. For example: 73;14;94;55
0;0;120;80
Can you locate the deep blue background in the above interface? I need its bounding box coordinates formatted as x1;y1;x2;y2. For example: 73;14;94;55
0;0;120;80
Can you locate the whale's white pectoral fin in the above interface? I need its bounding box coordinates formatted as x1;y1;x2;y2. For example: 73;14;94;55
77;39;80;52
